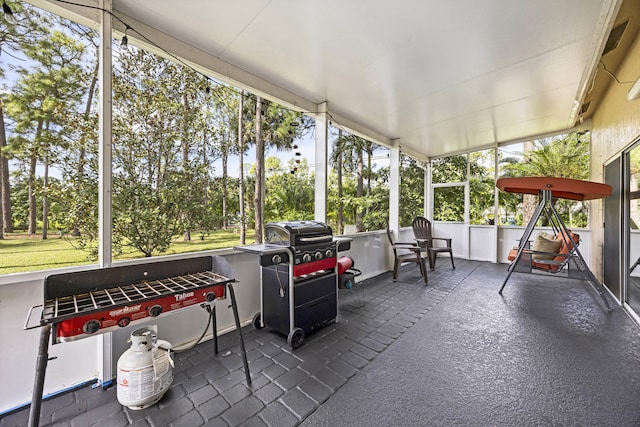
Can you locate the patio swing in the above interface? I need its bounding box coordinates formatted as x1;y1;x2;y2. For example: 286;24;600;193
497;177;612;311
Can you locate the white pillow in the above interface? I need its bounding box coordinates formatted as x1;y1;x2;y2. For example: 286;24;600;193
532;232;562;260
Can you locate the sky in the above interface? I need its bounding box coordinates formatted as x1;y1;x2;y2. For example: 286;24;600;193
212;132;317;179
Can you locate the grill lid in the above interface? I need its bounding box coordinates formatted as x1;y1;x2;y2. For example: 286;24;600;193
265;221;333;246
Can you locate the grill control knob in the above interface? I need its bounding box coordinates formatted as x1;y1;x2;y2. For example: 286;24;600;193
315;251;323;260
325;249;334;258
82;319;101;334
302;253;312;263
148;304;163;317
205;292;217;302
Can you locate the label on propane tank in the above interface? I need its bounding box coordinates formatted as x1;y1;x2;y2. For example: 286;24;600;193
117;365;155;401
152;347;172;380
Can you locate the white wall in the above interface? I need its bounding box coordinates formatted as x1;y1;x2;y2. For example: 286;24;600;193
469;225;496;262
0;273;99;413
339;230;389;280
432;222;468;260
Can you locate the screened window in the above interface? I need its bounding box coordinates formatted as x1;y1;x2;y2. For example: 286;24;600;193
469;149;495;225
399;154;425;227
0;4;99;274
328;128;389;233
432;154;466;222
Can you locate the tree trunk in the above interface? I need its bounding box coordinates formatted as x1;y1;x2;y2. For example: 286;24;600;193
72;57;99;238
0;173;3;239
522;140;537;225
366;146;372;216
222;140;228;229
28;120;43;235
42;158;49;240
337;130;344;235
238;92;246;244
28;155;37;235
0;101;13;234
356;147;364;232
254;96;264;243
182;91;191;241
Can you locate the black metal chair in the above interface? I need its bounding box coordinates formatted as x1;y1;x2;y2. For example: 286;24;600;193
412;216;455;271
385;225;428;284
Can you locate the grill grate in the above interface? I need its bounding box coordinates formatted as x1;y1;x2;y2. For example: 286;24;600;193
42;271;229;322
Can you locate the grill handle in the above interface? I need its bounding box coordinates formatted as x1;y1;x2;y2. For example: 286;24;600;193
24;304;44;330
298;235;333;244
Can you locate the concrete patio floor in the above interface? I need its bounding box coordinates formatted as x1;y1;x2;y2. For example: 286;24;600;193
3;258;640;426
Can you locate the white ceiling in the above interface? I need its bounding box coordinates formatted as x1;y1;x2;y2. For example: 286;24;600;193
105;0;619;159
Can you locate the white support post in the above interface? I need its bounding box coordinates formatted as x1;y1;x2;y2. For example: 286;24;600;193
389;145;401;235
97;0;113;385
389;145;401;272
493;146;499;262
315;102;329;223
425;162;432;220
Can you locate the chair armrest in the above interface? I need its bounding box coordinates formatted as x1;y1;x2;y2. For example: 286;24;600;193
431;237;452;245
529;250;568;259
395;241;418;247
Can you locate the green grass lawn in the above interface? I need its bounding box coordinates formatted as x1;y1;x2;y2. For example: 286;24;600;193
0;228;256;275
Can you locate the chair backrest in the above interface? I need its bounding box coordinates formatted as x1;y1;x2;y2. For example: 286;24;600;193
412;216;432;241
385;225;400;256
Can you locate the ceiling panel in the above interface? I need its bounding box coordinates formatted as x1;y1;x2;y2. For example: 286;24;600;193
109;0;620;159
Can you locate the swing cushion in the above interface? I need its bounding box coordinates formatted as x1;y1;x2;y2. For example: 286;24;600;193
531;232;563;260
534;231;580;272
507;231;580;273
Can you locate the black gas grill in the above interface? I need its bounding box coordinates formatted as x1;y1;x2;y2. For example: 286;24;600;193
236;221;350;348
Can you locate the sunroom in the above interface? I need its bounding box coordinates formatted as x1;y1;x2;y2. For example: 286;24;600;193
2;0;640;425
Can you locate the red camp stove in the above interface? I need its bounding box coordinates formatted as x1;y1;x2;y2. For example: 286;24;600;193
32;259;230;343
24;256;251;427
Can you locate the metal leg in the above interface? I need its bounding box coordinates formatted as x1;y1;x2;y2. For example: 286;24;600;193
548;201;612;311
210;305;218;355
499;191;546;295
498;270;514;295
416;253;428;285
28;324;51;427
227;283;251;385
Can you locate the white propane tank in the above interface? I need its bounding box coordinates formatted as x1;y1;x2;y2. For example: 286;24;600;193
117;326;174;410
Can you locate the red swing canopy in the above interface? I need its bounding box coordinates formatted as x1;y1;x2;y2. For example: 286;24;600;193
496;177;611;201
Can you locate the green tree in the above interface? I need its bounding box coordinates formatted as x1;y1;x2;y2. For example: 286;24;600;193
399;155;425;227
111;48;198;256
264;157;314;221
499;132;590;227
469;150;495;225
0;2;46;236
5;23;87;237
246;96;309;242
